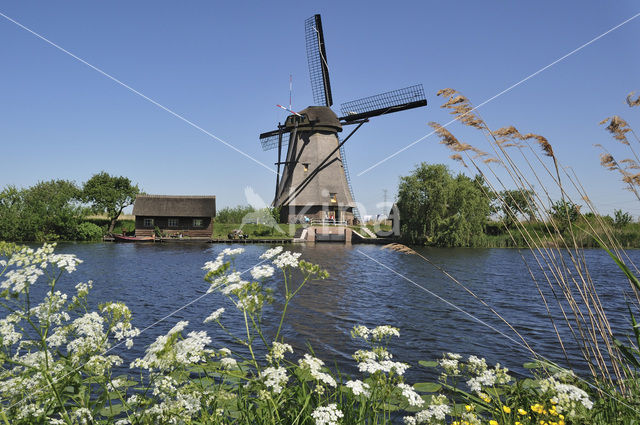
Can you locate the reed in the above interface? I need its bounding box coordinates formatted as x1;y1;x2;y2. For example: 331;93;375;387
427;88;640;402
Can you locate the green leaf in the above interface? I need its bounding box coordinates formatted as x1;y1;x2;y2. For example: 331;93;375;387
418;360;438;368
613;338;640;369
413;382;442;392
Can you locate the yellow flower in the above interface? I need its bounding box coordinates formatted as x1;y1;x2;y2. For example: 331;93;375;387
515;422;522;425
502;406;511;414
558;421;565;425
518;408;527;415
482;396;492;403
465;405;473;412
489;421;499;425
558;414;564;420
531;404;544;414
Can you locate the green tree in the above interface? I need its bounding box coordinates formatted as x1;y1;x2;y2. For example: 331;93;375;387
497;189;536;228
396;163;491;246
548;199;580;233
83;172;139;233
21;180;84;240
0;186;25;241
613;209;633;228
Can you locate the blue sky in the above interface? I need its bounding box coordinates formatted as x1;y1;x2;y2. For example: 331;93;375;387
1;1;639;217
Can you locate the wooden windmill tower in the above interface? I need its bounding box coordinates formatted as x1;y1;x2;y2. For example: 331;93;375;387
259;14;427;224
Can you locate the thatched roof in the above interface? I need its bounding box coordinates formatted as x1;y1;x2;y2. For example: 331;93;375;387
133;195;216;217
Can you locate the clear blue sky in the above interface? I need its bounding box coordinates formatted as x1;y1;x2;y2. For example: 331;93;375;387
1;1;639;217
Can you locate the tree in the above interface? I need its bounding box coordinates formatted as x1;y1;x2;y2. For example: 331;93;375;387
83;172;139;233
396;163;491;246
548;199;580;232
21;180;84;240
613;209;633;228
497;189;536;228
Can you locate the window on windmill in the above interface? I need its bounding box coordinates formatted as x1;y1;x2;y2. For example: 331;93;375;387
193;218;203;227
330;193;337;203
168;218;179;227
303;163;309;172
144;218;154;227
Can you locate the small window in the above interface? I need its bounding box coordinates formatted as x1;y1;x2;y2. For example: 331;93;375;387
303;163;309;172
329;193;337;204
193;218;203;227
144;218;154;227
168;218;179;227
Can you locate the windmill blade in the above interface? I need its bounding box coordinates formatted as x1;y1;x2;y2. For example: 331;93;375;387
339;84;427;122
305;14;333;107
259;131;290;151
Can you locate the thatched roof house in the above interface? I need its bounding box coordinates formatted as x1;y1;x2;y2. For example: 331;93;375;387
132;195;216;238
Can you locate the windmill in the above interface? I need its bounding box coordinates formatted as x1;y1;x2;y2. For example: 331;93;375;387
259;14;427;225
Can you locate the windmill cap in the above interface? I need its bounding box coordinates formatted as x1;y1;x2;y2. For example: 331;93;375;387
285;106;342;132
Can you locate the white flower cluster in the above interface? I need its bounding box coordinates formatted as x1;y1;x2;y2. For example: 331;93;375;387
131;321;212;371
220;357;238;369
311;403;344;425
398;383;424;407
261;366;289;393
250;264;275;280
438;352;461;375
220;272;250;295
404;394;451;424
354;348;409;376
203;247;244;275
266;341;293;363
345;379;370;397
298;353;336;387
203;307;225;324
464;357;510;395
260;246;283;260
540;376;593;414
67;312;107;357
272;251;302;269
351;324;400;341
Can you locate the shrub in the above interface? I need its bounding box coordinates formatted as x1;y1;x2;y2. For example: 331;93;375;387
75;221;104;241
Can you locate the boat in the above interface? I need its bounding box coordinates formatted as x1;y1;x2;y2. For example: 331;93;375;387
112;234;155;242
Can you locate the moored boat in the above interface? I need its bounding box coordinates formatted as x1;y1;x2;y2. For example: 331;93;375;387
113;234;155;242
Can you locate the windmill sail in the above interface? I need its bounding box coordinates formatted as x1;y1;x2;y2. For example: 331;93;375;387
339;84;427;122
259;131;290;151
305;14;333;107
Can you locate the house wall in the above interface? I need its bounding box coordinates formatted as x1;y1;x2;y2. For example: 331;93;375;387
135;216;213;238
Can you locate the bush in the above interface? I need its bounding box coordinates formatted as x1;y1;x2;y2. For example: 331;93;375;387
216;205;256;223
75;222;104;241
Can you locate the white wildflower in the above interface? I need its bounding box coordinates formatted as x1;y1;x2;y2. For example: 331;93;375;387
221;247;244;257
202;258;224;273
267;341;293;363
398;383;424;407
371;325;400;340
260;246;283;259
299;354;336;387
220;357;238;369
345;379;370;397
204;308;225;323
311;403;344;425
261;366;288;393
219;347;231;357
250;264;275;280
351;325;370;340
272;251;302;268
